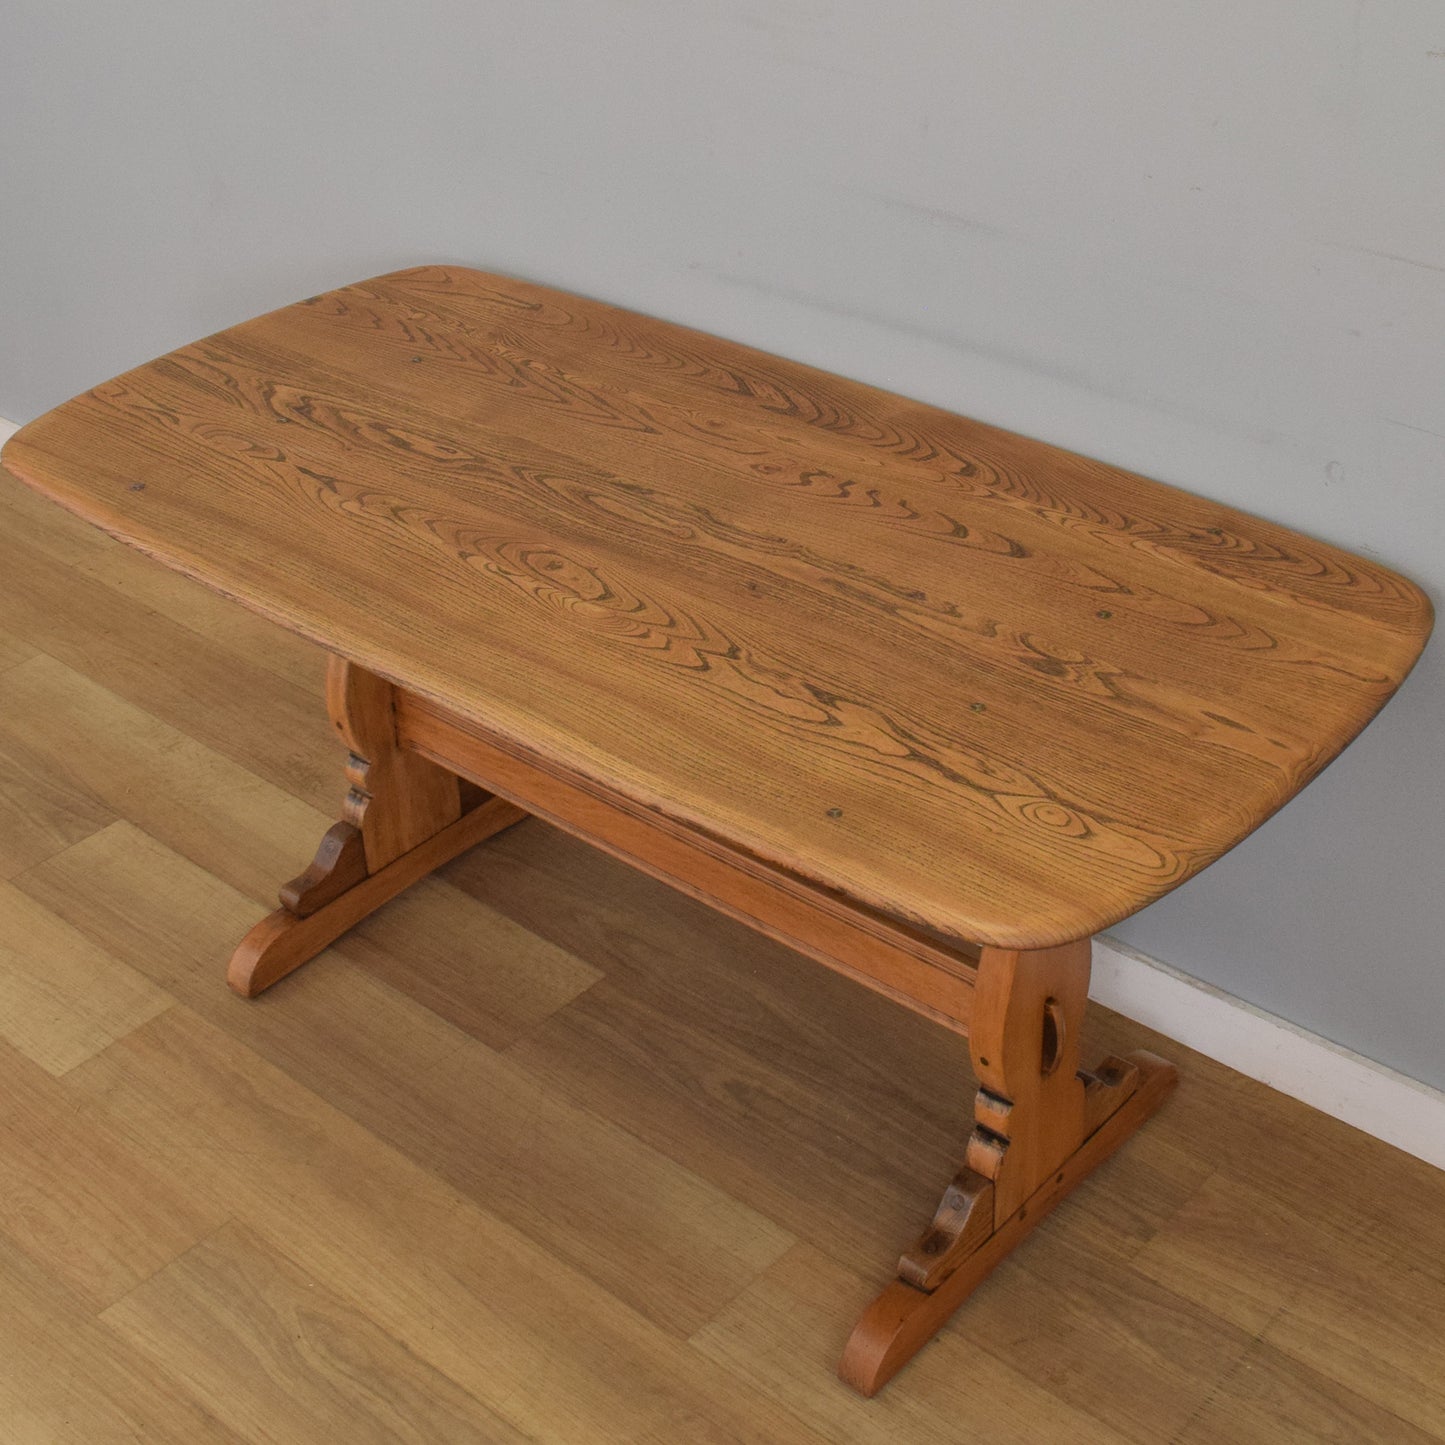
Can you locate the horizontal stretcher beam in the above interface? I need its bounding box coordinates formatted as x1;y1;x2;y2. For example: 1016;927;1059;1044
395;691;979;1036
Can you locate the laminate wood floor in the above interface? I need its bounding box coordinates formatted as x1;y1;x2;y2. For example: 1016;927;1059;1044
2;467;1443;1443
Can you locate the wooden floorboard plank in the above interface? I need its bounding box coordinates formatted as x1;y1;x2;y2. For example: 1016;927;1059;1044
693;1241;1133;1445
0;624;38;672
62;1006;831;1445
474;822;1208;1285
0;650;340;907
0;1035;230;1310
1174;1335;1444;1445
101;1221;534;1445
1265;1284;1445;1443
0;878;171;1075
0;653;121;880
458;823;974;1269
1134;1170;1445;1439
0;525;338;813
18;822;799;1341
0;732;115;882
0;1229;240;1445
337;868;604;1048
1;513;1444;1439
0;469;325;694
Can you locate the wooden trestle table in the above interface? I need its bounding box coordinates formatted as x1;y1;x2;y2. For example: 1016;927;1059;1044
2;267;1432;1395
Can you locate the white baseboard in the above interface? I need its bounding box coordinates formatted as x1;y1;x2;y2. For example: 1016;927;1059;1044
2;408;1441;1172
1093;935;1445;1171
0;416;16;445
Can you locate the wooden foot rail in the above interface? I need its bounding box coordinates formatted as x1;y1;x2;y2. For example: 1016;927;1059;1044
229;655;1176;1394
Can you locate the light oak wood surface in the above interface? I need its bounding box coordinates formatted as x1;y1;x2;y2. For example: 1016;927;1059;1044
3;265;1430;948
1;478;1444;1439
1;272;1435;1411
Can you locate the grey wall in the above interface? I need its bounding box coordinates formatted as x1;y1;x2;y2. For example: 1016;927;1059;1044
3;2;1441;1084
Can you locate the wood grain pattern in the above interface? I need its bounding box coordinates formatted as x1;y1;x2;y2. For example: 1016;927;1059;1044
325;655;462;871
23;824;803;1349
0;517;337;816
229;795;529;996
0;1227;238;1445
837;934;1167;1395
0;514;1443;1436
967;938;1093;1218
0;879;170;1076
278;819;368;916
0;649;331;910
101;1221;535;1444
0;627;37;673
839;1051;1178;1396
2;266;1430;948
399;689;979;1033
0;1035;230;1310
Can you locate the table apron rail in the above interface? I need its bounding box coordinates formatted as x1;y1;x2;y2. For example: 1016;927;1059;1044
394;691;978;1035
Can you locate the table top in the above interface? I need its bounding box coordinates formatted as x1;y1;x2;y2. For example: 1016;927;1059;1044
3;266;1432;949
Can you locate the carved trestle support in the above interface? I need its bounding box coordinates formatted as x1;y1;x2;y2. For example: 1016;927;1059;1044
227;656;527;996
839;938;1178;1395
227;659;1177;1400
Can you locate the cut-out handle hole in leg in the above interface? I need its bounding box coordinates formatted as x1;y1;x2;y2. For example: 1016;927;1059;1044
1041;996;1065;1075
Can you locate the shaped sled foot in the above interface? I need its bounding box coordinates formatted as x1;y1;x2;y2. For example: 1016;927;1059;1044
839;936;1177;1396
228;656;528;996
